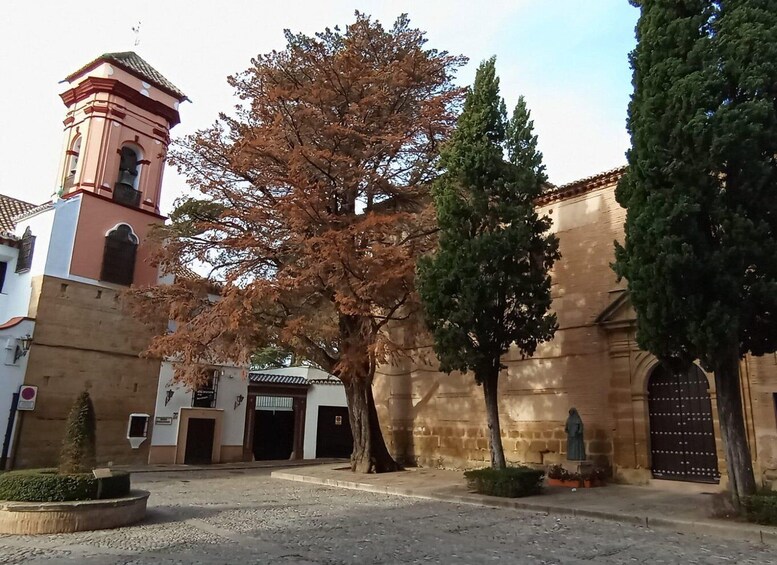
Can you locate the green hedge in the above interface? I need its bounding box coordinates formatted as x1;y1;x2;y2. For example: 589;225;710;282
464;466;544;498
0;469;131;502
742;491;777;526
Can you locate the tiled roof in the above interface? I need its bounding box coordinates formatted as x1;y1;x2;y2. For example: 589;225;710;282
0;194;37;235
535;166;627;206
67;51;187;101
308;379;344;386
248;373;309;386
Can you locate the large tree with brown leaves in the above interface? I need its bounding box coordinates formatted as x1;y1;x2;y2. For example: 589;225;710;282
126;13;465;473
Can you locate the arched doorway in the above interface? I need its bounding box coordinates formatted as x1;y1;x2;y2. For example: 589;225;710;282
647;364;720;483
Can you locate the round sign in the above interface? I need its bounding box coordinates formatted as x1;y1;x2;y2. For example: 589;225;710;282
20;387;36;400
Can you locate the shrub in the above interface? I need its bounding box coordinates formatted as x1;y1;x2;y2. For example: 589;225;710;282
0;469;130;502
742;490;777;526
464;466;544;498
59;391;97;474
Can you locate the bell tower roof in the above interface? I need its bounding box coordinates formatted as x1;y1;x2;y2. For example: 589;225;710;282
65;51;188;102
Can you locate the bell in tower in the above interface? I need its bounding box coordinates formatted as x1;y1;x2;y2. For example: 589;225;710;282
114;146;142;207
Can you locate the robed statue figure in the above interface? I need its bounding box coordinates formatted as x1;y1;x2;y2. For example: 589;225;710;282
565;407;586;461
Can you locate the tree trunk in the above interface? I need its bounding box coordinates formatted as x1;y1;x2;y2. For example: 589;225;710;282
712;349;757;506
482;369;506;470
344;377;400;473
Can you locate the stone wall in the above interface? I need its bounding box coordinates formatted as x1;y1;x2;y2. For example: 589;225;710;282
376;174;777;487
13;275;163;468
376;179;624;471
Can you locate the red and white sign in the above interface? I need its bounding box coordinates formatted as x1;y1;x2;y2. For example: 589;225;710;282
17;385;37;411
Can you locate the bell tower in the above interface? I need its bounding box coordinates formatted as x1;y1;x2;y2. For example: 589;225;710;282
57;52;187;215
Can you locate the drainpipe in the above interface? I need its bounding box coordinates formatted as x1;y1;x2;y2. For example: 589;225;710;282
0;392;19;470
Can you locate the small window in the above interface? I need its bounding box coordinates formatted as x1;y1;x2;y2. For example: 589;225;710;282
15;227;35;273
0;261;7;292
192;371;219;408
101;224;138;286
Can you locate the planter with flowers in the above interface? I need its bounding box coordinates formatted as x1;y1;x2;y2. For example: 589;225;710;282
546;464;607;488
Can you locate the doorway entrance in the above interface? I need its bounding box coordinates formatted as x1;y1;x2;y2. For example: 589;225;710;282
253;409;295;460
184;418;215;464
315;406;353;458
648;364;720;483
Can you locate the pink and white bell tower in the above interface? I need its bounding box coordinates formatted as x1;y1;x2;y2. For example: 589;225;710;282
52;52;187;287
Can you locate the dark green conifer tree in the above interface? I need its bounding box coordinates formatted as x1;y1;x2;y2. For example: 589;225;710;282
418;58;559;469
616;0;777;502
59;391;97;474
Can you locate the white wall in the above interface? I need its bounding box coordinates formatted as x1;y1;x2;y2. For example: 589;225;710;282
0;197;82;325
41;196;81;279
303;382;347;459
0;243;20;325
151;362;248;449
0;318;35;465
262;366;332;381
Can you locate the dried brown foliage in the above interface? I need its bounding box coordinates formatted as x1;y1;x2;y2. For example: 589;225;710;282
125;13;465;471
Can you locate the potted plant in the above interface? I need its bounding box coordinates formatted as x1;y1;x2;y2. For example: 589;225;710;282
546;464;606;488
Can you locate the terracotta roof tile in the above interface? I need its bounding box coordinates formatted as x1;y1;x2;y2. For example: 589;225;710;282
0;194;37;235
536;166;627;206
67;51;187;101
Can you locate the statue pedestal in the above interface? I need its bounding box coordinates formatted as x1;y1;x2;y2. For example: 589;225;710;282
559;460;593;476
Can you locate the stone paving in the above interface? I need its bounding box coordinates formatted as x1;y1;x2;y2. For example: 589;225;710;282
0;467;774;564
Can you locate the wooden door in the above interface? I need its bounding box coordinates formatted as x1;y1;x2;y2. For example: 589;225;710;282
648;365;719;483
315;406;353;458
184;418;215;465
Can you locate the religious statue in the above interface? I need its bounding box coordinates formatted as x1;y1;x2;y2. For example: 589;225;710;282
565;407;586;461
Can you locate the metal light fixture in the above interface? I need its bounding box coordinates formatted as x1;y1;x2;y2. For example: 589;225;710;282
234;394;245;410
14;334;32;363
164;389;175;406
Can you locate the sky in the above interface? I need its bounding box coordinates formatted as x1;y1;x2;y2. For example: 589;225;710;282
0;1;639;215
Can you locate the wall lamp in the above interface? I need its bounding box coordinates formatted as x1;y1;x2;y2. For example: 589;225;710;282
164;389;175;406
14;334;32;363
234;394;245;410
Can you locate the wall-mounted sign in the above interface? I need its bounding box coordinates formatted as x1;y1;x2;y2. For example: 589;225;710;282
17;385;38;411
155;416;173;425
335;415;342;426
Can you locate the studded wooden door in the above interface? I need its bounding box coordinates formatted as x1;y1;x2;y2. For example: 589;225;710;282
648;364;720;483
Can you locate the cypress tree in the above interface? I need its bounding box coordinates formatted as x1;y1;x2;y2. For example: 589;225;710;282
58;391;97;474
615;0;777;503
418;58;559;469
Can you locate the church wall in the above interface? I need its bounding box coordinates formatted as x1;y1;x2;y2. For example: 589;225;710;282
376;181;627;470
13;275;163;468
741;354;777;486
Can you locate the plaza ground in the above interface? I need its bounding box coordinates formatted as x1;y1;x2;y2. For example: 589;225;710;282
0;466;774;564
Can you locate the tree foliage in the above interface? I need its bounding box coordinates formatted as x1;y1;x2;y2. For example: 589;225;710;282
418;58;559;469
58;391;97;475
126;13;465;472
615;0;777;501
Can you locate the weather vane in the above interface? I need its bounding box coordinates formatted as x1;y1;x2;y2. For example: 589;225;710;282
132;21;141;47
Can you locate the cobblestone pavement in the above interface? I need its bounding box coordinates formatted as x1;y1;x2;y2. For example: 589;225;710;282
0;468;774;564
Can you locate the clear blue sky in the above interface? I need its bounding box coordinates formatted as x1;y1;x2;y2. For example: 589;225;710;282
0;1;638;213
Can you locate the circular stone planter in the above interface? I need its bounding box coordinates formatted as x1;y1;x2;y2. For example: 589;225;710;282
0;490;149;534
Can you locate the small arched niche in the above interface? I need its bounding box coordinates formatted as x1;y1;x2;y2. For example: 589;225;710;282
63;135;81;189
